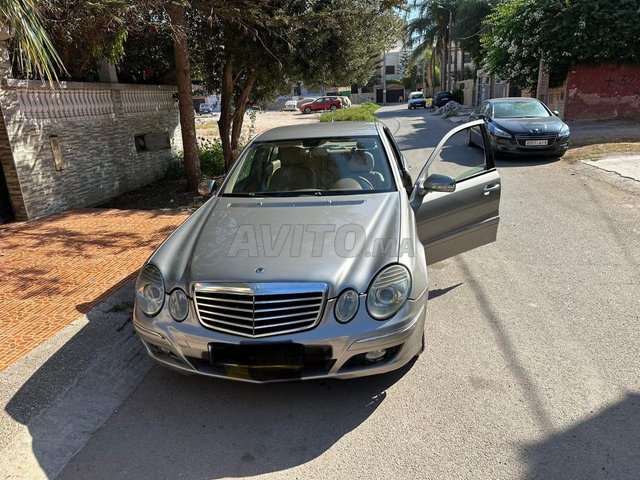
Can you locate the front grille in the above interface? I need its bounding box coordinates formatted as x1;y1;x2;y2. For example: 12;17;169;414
515;133;557;147
193;283;327;338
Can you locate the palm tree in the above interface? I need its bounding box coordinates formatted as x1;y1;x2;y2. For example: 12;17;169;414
407;0;456;95
0;0;63;80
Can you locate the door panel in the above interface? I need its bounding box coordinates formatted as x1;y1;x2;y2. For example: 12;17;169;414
411;121;501;265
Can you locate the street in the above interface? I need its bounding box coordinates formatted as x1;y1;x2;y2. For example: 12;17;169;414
3;105;640;479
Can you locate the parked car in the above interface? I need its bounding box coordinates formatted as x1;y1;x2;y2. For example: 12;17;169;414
198;103;213;115
133;120;502;383
296;97;317;109
468;97;570;157
283;100;298;111
300;96;342;114
408;91;427;109
432;91;454;108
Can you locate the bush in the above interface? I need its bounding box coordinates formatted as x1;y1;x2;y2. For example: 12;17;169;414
198;138;225;177
169;138;226;180
319;103;380;122
452;88;464;105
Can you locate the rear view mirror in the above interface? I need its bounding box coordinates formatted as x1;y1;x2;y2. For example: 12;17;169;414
198;178;217;196
418;174;456;196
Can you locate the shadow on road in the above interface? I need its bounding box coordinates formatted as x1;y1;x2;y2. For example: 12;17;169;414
522;393;640;479
59;361;413;479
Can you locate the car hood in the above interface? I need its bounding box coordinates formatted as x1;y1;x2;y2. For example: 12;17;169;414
493;117;564;134
151;193;401;298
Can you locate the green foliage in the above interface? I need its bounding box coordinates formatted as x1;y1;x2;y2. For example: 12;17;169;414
319;103;380;122
452;87;464;104
2;0;63;81
170;138;227;180
453;0;494;65
482;0;640;89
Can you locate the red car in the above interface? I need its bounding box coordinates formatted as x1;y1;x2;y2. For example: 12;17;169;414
300;96;342;114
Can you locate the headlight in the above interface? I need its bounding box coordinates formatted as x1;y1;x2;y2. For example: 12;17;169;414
135;264;165;316
169;289;189;322
335;289;359;324
492;126;512;139
366;265;411;320
559;124;570;137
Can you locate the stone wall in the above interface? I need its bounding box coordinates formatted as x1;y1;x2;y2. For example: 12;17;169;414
564;63;640;121
0;80;181;220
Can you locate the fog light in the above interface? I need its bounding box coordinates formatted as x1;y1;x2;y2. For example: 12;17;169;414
365;349;387;363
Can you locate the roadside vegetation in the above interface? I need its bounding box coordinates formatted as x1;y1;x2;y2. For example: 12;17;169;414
564;143;640;164
319;103;380;122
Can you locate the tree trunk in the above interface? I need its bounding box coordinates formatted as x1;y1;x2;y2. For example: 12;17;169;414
230;70;257;159
432;48;437;97
218;56;235;171
168;4;200;191
453;42;458;86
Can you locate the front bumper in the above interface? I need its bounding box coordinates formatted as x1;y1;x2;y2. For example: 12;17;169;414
133;288;427;383
491;136;570;157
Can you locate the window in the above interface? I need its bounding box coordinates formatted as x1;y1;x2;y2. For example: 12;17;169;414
351;85;359;94
429;126;487;182
385;65;396;75
222;136;396;196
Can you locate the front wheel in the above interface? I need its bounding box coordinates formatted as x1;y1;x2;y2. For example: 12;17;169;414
330;105;337;111
304;107;311;114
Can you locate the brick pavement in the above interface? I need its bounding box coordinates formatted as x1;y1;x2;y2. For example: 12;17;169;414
0;209;187;371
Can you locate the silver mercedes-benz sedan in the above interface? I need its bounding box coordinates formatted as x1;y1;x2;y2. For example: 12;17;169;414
133;120;502;383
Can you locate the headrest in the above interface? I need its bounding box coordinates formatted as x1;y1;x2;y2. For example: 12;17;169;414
347;150;375;173
331;178;362;190
279;147;307;166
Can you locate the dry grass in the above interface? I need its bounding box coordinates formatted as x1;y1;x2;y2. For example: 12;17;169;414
564;143;640;163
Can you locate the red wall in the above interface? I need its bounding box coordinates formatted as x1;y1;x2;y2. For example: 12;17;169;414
564;63;640;121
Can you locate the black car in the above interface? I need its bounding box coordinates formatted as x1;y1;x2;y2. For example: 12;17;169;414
468;98;570;158
433;91;454;108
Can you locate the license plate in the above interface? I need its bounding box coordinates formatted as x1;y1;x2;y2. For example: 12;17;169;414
210;343;305;368
525;139;548;146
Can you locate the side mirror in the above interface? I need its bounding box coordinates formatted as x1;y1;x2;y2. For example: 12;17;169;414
476;113;485;120
552;110;560;116
198;178;217;196
418;174;456;196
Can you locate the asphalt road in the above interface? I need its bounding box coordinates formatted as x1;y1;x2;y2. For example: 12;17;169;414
6;105;640;479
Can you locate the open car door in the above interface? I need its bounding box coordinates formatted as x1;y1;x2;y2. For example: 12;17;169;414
410;120;501;265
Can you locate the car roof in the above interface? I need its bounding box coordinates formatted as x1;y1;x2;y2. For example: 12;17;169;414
487;97;541;103
253;122;380;142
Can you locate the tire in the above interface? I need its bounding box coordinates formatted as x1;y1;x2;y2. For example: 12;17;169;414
304;107;311;114
330;105;337;111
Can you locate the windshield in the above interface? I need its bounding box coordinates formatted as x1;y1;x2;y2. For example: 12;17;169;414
410;93;424;99
492;100;551;118
222;136;396;197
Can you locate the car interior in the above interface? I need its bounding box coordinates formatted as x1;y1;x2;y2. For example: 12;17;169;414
225;137;395;195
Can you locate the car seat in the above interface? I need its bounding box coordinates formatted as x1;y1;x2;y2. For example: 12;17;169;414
346;150;385;189
269;147;317;191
